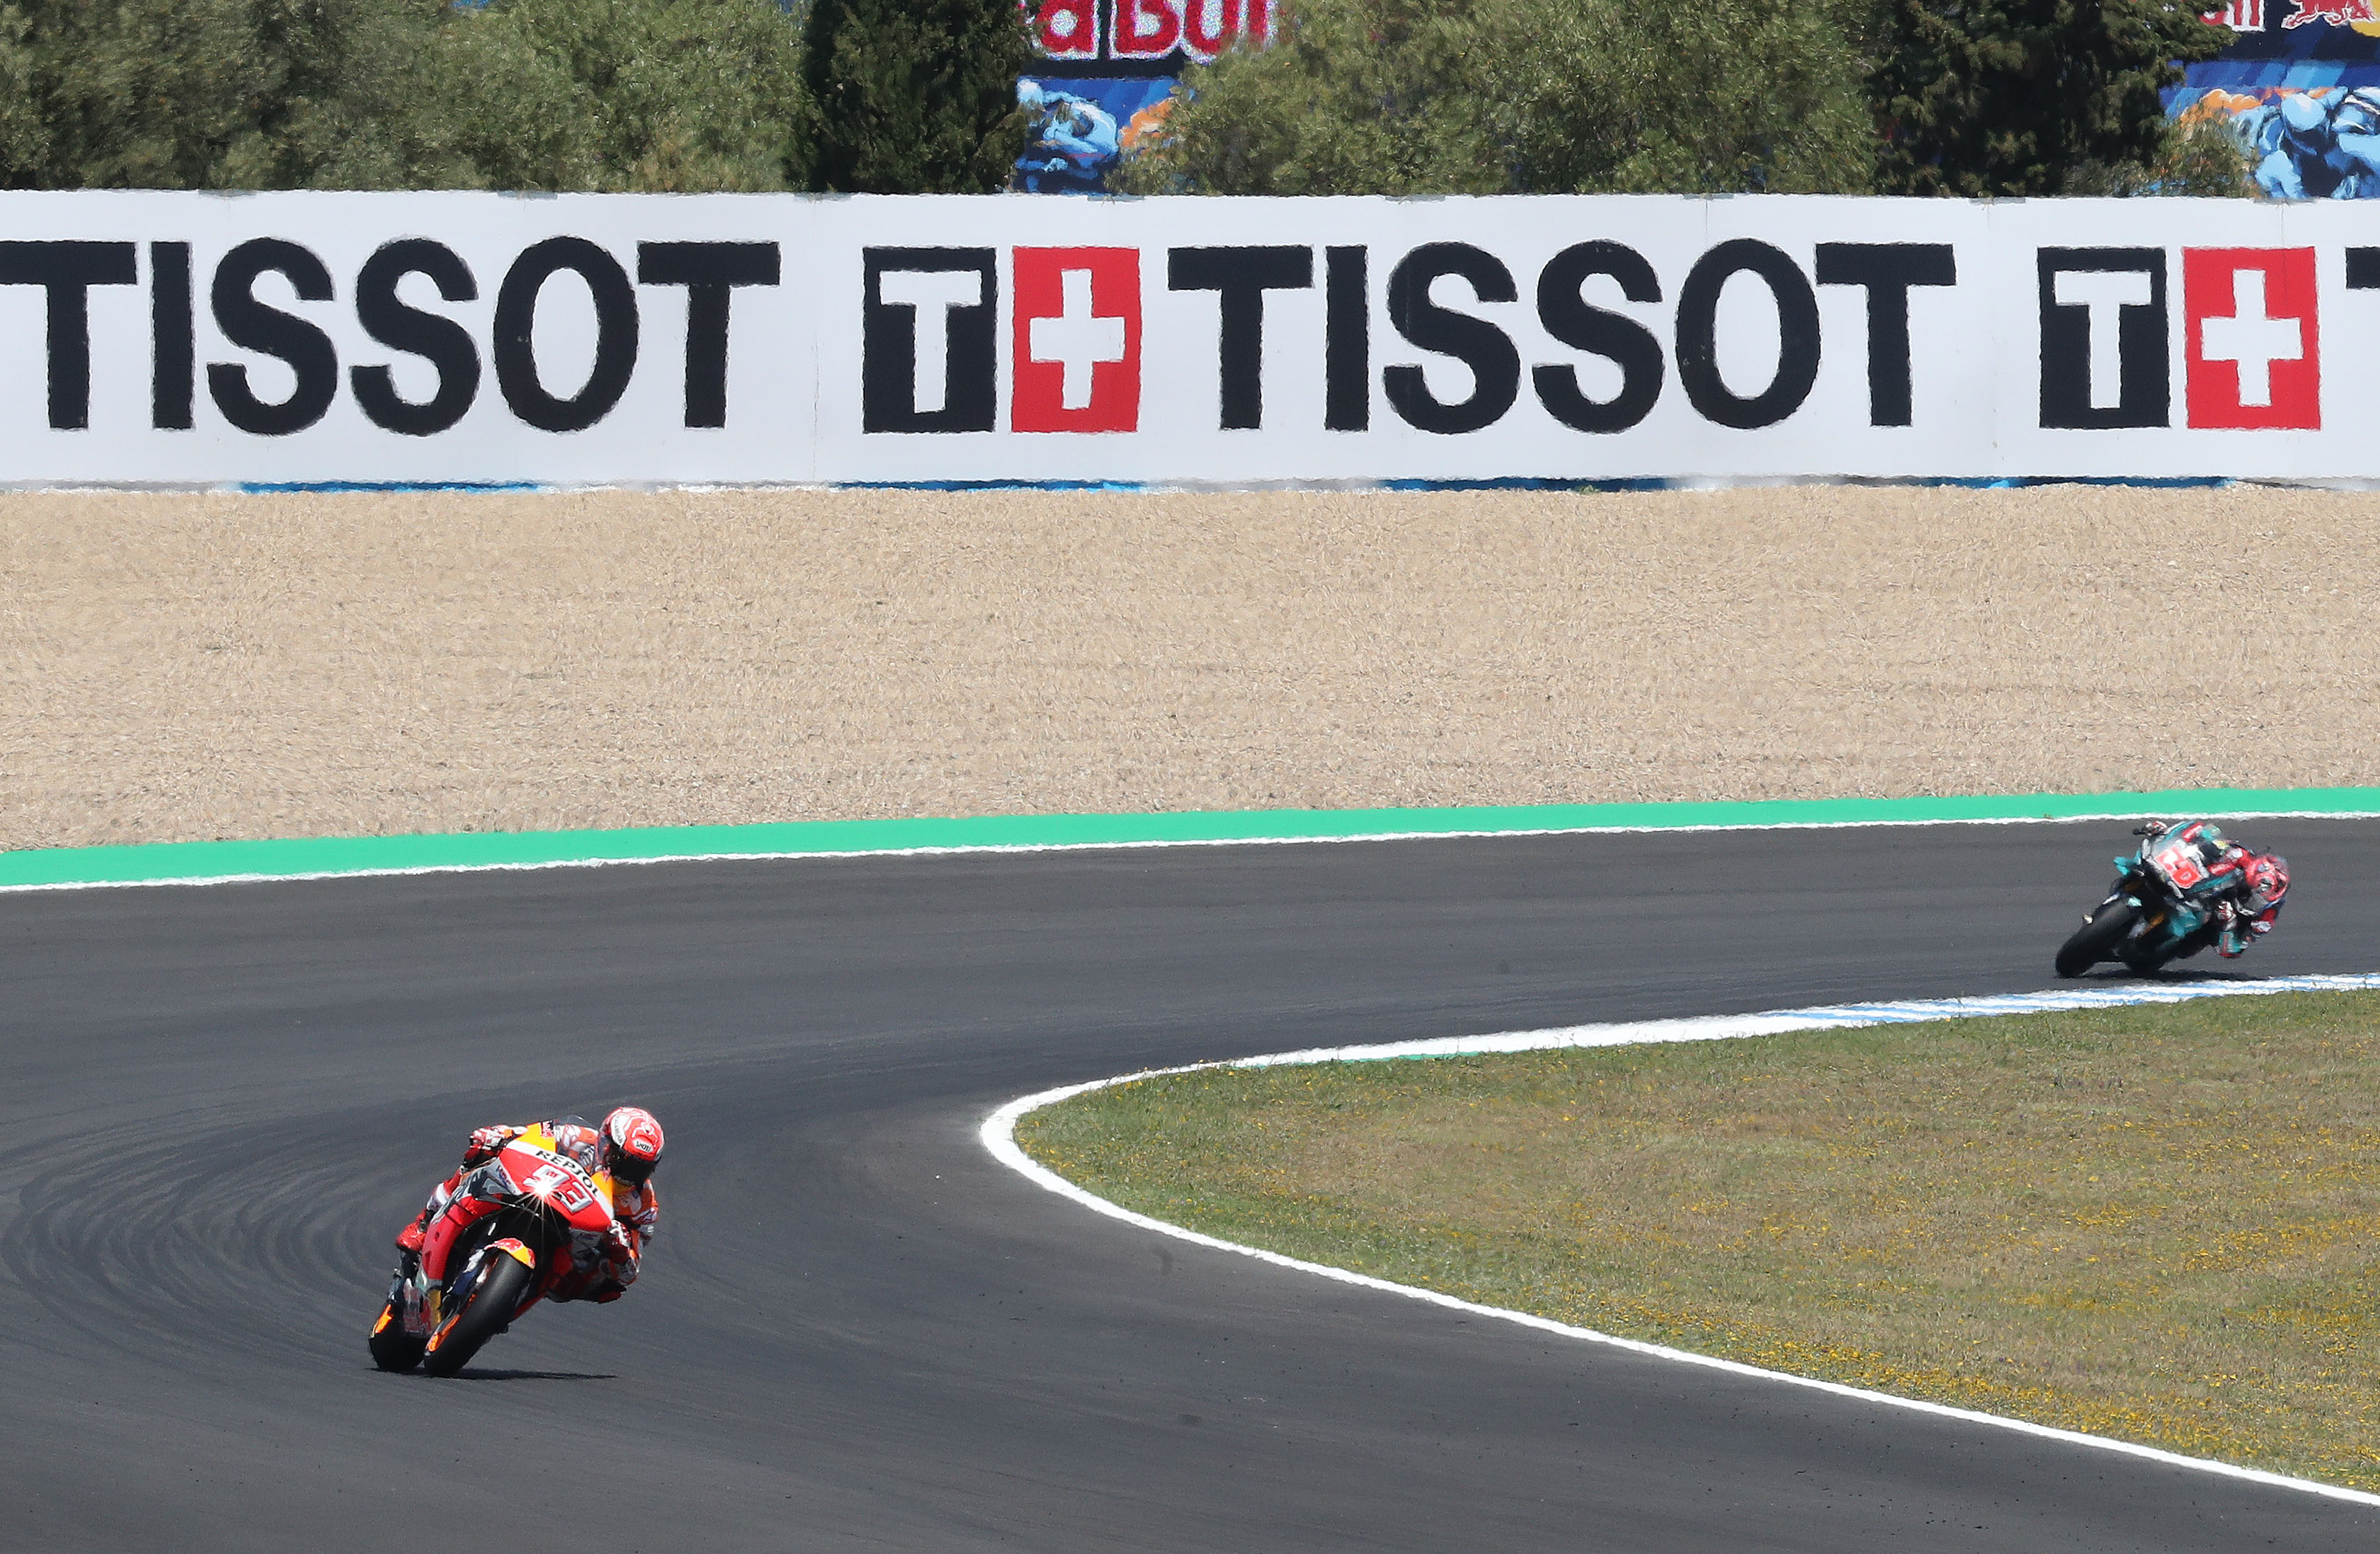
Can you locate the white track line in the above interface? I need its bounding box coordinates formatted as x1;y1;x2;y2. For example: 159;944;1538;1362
12;805;2380;894
982;972;2380;1509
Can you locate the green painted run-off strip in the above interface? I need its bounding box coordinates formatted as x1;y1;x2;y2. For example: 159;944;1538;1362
8;785;2380;891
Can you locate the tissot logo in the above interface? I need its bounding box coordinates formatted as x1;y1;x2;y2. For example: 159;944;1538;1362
2035;246;2331;432
2183;247;2318;430
22;189;2380;487
862;247;997;434
845;228;2367;459
2038;247;2169;429
858;236;1971;441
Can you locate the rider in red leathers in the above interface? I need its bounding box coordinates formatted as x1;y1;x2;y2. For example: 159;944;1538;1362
395;1108;662;1307
2136;820;2290;959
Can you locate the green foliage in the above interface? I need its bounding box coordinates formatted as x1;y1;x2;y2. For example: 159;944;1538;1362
0;0;811;192
435;0;811;190
2155;107;2259;196
1113;0;1879;195
1501;0;1879;194
0;0;450;189
1111;0;1501;195
1870;0;2235;195
2061;101;2257;196
800;0;1028;192
0;0;2250;197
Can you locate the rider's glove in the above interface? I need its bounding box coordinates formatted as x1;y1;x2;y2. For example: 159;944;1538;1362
462;1125;516;1164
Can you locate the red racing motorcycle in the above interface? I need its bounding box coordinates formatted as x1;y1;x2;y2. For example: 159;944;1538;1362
368;1125;629;1376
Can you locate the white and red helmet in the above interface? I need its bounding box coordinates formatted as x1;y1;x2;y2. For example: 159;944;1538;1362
602;1106;664;1185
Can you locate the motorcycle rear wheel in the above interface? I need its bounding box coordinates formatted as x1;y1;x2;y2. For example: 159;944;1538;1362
2055;900;2140;977
2119;936;2176;975
421;1254;533;1378
368;1297;427;1373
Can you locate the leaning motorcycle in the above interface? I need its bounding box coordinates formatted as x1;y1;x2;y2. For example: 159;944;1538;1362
2054;823;2238;978
369;1132;627;1376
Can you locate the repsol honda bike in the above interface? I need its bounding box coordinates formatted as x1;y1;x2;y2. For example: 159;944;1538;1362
369;1127;630;1376
2055;822;2243;978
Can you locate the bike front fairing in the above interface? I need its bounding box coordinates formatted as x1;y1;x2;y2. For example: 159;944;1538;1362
2112;829;2238;959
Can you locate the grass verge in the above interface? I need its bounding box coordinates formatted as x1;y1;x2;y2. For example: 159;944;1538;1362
1017;991;2380;1488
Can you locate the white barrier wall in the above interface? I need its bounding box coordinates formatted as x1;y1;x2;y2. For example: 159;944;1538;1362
0;190;2371;485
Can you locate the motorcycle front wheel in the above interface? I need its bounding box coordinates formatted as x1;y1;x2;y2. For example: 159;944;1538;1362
2055;899;2140;977
421;1253;533;1378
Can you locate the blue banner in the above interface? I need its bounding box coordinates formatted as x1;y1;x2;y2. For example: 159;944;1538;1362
1016;1;1276;192
2173;0;2380;197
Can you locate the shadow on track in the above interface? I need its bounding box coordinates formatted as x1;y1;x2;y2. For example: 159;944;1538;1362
415;1369;620;1382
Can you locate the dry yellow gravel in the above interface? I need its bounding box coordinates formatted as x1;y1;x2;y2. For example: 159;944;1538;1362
3;484;2376;852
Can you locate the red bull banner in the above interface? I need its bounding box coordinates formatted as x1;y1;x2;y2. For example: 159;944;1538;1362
2173;0;2380;196
1017;0;1274;192
0;190;2375;487
1026;0;1271;65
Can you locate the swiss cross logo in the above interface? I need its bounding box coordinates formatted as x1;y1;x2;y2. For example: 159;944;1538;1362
1012;247;1140;433
2184;248;2319;430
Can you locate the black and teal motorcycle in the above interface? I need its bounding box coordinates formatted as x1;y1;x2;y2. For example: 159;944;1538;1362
2055;822;2244;978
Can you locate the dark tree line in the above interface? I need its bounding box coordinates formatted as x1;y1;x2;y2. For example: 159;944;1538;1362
0;0;2239;196
0;0;1022;192
1119;0;2243;197
1870;0;2236;195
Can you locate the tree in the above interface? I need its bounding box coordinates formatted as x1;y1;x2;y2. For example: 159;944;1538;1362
1495;0;1879;194
0;0;811;192
0;0;451;190
1113;0;1878;196
800;0;1027;192
1108;0;1500;195
437;0;811;191
1869;0;2234;195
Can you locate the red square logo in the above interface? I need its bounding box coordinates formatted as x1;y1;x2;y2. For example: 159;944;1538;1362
1012;247;1141;434
2183;247;2319;430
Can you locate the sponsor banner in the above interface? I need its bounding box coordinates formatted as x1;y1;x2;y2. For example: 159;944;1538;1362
1025;0;1272;71
1018;1;1269;192
3;190;2379;485
2174;0;2380;198
1016;77;1177;194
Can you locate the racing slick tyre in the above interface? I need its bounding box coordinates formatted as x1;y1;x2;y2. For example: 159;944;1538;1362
421;1253;533;1378
2055;900;2139;978
368;1297;427;1373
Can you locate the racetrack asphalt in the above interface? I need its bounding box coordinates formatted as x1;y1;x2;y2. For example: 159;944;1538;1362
8;818;2380;1553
